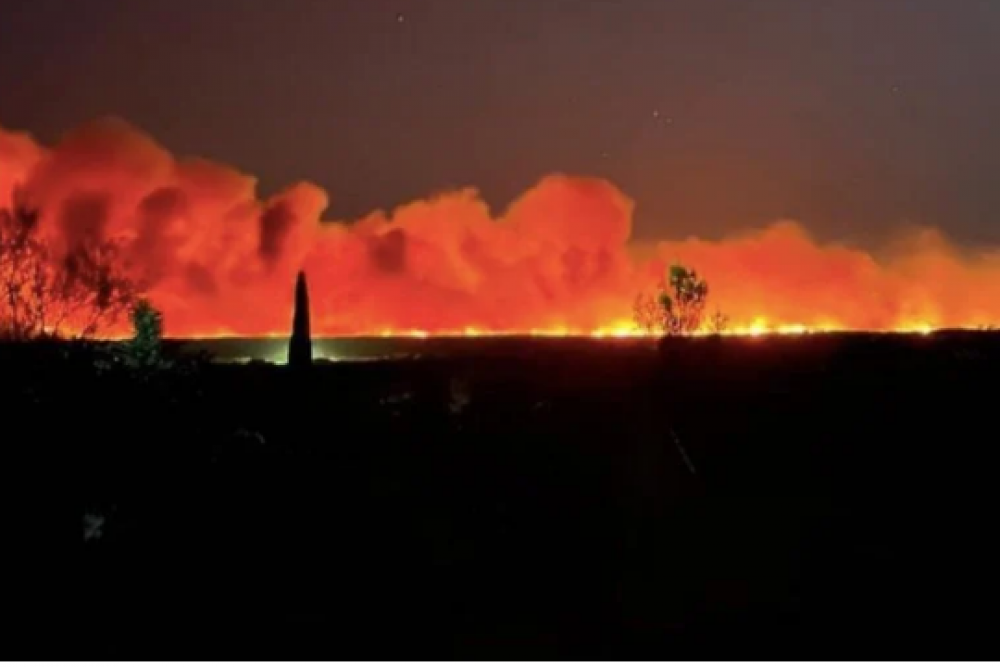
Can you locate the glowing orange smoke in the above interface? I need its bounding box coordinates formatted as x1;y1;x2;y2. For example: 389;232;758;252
3;117;1000;339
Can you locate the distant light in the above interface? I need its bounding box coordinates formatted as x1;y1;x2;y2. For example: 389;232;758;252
776;324;807;335
747;318;768;337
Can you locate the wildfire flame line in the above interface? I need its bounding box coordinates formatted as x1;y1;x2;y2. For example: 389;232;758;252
172;320;952;341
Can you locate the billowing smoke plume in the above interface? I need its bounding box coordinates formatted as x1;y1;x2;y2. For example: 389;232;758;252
2;116;998;336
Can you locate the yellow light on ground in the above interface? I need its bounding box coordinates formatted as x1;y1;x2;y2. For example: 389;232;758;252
776;324;808;335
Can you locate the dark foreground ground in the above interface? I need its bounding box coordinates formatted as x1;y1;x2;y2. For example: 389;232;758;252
6;332;1000;657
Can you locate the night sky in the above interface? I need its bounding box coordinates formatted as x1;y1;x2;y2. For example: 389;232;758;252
2;0;999;245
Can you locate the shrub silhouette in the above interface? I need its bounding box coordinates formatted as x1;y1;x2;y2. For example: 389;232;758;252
123;298;166;369
660;264;709;335
634;263;720;335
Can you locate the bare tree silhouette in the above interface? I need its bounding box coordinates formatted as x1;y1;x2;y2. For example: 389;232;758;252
0;189;135;340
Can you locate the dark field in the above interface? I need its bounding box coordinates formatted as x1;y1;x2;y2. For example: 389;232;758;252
11;332;1000;657
170;333;672;364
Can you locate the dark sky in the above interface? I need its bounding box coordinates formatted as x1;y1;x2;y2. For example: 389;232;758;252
2;0;999;245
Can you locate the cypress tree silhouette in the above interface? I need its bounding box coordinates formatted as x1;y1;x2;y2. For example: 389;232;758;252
288;270;312;368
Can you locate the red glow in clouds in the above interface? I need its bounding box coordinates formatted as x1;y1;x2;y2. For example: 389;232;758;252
3;117;999;337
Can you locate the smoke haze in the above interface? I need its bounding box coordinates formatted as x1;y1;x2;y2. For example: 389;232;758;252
3;117;998;336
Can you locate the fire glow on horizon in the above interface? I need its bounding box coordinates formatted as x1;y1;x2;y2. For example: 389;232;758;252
4;117;1000;340
175;320;946;341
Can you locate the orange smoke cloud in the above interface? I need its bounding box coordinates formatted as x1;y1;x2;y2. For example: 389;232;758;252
2;116;998;337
